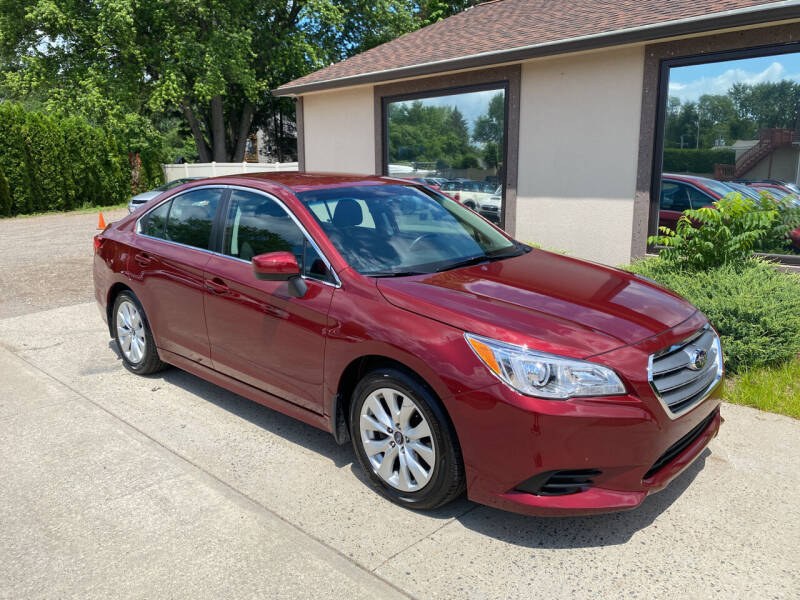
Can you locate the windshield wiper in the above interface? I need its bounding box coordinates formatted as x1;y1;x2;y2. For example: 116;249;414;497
435;248;523;273
368;270;429;278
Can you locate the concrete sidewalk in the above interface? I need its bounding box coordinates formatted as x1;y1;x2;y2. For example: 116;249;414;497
0;344;407;599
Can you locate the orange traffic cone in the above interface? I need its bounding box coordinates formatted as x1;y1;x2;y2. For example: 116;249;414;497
97;212;106;230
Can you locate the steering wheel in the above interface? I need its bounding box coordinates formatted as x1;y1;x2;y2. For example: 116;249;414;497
409;232;437;252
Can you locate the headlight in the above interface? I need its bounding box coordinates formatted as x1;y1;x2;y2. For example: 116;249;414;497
465;333;626;399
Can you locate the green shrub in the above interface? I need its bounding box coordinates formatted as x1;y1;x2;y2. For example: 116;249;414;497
627;258;800;373
649;192;800;269
0;102;140;215
0;166;10;217
662;148;735;174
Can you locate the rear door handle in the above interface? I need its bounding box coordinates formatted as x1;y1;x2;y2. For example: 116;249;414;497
134;252;153;266
205;278;229;295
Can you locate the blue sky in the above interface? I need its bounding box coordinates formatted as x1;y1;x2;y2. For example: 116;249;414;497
390;89;502;129
669;52;800;102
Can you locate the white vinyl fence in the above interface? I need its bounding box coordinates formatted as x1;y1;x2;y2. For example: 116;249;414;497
162;161;299;183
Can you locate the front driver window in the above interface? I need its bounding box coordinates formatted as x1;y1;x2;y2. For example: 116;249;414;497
223;190;334;283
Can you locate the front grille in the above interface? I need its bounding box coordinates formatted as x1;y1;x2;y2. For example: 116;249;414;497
649;325;723;417
644;409;717;479
516;469;602;496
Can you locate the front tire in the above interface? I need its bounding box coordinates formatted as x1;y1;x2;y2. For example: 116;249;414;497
112;291;166;375
350;368;465;510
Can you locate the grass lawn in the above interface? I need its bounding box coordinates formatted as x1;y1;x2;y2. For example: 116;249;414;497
1;201;128;220
724;358;800;419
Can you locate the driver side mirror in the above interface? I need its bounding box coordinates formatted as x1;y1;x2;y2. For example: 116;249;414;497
252;251;307;298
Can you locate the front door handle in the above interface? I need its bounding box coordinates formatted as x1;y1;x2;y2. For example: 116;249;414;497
205;278;229;295
134;252;153;266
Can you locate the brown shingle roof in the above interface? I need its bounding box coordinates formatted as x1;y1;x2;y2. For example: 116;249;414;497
275;0;800;95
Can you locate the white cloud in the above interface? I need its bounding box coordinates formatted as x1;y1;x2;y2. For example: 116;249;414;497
668;61;800;101
394;89;501;127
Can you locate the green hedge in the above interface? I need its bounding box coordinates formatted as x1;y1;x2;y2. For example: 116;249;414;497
0;103;162;216
627;258;800;373
662;148;735;174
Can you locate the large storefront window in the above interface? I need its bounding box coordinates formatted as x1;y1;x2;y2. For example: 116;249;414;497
655;47;800;256
385;87;507;228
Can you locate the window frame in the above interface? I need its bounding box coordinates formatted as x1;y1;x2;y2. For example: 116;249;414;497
649;40;800;246
135;184;341;288
381;80;511;230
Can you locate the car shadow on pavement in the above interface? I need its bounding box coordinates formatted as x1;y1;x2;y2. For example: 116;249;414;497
110;343;715;538
144;359;473;520
106;342;354;468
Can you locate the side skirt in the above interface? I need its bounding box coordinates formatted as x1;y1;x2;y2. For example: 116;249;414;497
158;348;332;434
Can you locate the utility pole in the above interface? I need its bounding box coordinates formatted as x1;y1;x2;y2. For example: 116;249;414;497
696;118;700;149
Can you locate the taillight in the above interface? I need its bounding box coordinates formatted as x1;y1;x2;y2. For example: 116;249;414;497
455;192;461;202
93;235;104;255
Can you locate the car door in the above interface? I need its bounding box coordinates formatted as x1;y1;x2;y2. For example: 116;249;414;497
658;181;692;231
203;188;336;413
131;187;224;366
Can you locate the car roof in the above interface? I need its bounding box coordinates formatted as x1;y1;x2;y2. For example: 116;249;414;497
199;171;410;193
661;173;716;185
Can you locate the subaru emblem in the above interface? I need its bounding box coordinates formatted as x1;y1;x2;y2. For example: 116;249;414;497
687;347;708;371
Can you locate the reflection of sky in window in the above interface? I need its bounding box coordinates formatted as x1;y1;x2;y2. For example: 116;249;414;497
391;89;503;128
669;52;800;102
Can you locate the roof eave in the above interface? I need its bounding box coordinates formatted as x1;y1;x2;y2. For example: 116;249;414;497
273;1;800;97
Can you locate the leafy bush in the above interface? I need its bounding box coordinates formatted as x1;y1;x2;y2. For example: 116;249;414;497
627;258;800;373
649;192;800;269
0;102;149;215
662;148;735;174
0;166;10;217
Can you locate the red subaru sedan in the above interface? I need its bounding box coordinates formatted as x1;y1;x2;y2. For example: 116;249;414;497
93;173;723;516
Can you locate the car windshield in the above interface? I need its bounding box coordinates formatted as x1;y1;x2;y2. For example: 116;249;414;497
727;182;761;199
298;185;521;276
701;179;737;198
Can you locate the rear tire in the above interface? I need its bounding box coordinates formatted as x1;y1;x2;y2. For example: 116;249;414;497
350;368;465;510
112;291;167;375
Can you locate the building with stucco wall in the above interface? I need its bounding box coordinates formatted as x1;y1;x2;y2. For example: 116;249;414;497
275;0;800;265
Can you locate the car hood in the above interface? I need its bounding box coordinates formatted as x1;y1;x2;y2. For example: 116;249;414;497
377;249;699;358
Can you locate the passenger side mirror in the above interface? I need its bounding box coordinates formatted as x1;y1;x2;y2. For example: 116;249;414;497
252;251;307;298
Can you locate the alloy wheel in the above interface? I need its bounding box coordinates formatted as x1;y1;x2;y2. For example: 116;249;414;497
358;387;436;492
116;300;146;364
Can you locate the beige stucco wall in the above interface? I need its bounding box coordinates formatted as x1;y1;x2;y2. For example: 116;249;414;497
516;46;645;265
744;146;800;183
303;86;375;173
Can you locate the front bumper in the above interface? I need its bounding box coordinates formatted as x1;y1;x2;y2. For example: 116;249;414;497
449;315;724;517
454;383;722;516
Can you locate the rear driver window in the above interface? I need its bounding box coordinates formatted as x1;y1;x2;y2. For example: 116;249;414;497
141;200;170;238
164;189;223;250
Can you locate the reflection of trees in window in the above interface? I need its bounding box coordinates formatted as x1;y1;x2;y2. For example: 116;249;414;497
166;218;214;249
387;92;504;170
232;224;294;257
665;79;800;149
472;93;504;168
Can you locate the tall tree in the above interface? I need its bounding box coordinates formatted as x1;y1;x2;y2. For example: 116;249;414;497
419;0;481;25
0;0;418;162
